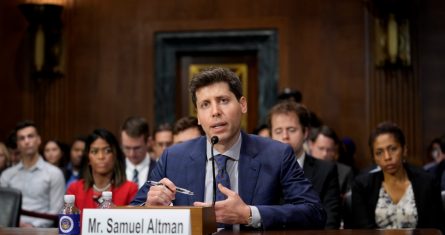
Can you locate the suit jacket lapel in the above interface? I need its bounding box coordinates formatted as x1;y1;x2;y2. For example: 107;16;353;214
146;159;157;181
238;132;261;204
186;137;207;204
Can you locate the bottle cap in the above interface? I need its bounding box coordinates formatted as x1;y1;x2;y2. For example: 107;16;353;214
64;194;75;203
102;191;112;199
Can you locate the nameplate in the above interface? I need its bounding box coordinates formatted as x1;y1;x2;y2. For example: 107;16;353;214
82;208;191;235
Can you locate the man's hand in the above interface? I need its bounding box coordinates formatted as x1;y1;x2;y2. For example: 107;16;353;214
193;184;251;224
145;178;176;206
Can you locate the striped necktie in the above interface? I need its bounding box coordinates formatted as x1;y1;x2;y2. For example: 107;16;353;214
133;169;139;184
214;154;231;201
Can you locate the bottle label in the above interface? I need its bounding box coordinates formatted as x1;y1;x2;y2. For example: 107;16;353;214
59;214;80;235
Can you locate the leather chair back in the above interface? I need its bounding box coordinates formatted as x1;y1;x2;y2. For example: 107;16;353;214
0;187;22;227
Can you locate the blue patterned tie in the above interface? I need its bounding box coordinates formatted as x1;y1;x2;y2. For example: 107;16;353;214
133;169;139;184
214;154;231;201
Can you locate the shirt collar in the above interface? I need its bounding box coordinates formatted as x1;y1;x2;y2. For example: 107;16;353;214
206;133;242;161
125;153;150;171
297;152;306;168
19;156;45;171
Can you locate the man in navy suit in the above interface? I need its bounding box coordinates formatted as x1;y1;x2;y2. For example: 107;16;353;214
131;67;326;230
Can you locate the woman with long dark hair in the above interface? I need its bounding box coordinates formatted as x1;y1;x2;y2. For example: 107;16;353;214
67;128;138;210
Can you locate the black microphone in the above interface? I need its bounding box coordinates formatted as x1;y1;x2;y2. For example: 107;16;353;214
210;136;219;206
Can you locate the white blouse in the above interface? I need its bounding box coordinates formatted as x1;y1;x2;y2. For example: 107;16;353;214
375;183;418;229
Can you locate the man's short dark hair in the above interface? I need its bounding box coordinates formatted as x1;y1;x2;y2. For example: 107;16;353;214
15;120;38;136
121;116;150;141
173;116;204;135
267;101;311;131
153;123;173;140
189;67;243;108
309;125;340;145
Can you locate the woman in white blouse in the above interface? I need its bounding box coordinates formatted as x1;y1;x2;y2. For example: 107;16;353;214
351;122;444;232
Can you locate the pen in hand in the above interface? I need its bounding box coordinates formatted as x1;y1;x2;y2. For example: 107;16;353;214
147;181;194;196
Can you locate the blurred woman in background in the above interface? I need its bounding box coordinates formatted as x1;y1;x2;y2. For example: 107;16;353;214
65;136;86;187
0;142;11;176
43;140;70;181
423;136;445;190
351;122;444;232
66;128;138;211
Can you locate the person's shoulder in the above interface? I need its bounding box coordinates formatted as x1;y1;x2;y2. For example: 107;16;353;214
337;162;352;172
121;181;138;189
242;133;295;163
354;169;381;186
67;179;85;192
312;157;338;173
311;156;337;170
117;181;139;198
1;164;20;178
423;162;437;172
406;164;435;180
41;160;64;176
167;136;205;153
244;133;289;150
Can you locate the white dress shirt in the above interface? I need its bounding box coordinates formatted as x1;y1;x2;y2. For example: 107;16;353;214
204;133;261;230
297;152;306;168
125;153;151;189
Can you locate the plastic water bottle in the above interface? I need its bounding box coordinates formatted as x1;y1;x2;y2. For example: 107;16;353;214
59;195;80;235
99;191;115;209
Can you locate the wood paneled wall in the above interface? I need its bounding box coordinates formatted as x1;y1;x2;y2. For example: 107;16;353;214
418;0;445;163
1;0;443;169
369;69;421;164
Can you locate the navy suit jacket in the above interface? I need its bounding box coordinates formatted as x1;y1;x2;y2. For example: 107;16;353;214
146;158;157;181
131;132;326;229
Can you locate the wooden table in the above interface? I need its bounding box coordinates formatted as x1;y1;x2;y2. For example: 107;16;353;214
217;229;443;235
0;228;442;235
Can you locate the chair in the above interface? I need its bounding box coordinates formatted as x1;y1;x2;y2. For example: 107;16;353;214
20;209;59;227
0;187;22;227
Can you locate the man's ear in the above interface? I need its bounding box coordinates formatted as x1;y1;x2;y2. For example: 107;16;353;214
303;127;309;141
240;96;247;114
37;134;42;146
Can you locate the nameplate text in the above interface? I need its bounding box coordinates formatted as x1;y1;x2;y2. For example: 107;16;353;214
82;209;190;235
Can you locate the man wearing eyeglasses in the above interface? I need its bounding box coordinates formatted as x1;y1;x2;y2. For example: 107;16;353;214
121;116;156;189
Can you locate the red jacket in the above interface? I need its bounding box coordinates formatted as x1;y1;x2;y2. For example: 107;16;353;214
66;179;138;211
